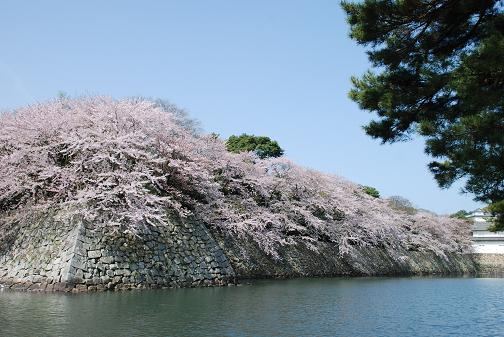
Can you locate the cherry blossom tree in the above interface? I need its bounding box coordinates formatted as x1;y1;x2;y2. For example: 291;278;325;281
0;97;472;261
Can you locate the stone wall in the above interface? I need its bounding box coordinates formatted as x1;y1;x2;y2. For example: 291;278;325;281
0;209;236;292
473;253;504;277
213;231;479;279
2;208;501;293
0;210;79;291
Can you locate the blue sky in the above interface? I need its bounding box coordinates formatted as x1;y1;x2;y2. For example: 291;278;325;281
0;0;483;214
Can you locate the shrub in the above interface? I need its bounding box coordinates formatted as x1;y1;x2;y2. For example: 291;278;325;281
361;186;380;198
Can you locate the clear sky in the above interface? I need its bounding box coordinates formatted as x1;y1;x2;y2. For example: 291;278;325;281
0;0;483;214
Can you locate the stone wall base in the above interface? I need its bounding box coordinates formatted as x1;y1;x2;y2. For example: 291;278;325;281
0;209;236;292
473;253;504;276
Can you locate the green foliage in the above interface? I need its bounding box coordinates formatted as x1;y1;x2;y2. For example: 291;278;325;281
487;200;504;231
450;210;470;220
226;134;284;159
388;196;417;215
343;0;504;226
361;185;380;198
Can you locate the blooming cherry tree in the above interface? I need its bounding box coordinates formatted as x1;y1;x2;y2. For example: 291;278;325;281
0;97;472;260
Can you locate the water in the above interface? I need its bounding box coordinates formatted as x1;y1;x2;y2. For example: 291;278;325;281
1;277;504;337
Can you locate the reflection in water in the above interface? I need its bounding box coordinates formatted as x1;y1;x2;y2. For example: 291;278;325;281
1;277;504;336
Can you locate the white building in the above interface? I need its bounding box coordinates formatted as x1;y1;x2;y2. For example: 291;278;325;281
469;209;504;254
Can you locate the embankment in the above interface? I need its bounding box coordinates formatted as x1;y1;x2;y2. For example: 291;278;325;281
0;210;492;293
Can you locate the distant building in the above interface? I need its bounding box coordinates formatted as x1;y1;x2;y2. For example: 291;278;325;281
469;209;504;254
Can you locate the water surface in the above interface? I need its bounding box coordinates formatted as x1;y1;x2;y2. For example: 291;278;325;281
1;277;504;336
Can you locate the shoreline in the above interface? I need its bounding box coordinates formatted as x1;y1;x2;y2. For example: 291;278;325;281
1;253;503;293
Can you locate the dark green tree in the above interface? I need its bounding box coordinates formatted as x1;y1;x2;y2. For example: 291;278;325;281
226;134;284;159
450;210;470;219
342;0;504;227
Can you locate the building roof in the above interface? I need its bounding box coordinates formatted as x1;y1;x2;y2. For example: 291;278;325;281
466;209;492;218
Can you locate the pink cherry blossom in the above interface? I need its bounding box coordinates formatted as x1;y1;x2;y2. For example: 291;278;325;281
0;97;472;260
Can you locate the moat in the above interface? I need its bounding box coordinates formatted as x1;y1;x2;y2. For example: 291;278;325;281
1;277;504;336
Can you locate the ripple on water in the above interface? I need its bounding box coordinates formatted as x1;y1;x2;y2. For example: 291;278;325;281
1;277;504;337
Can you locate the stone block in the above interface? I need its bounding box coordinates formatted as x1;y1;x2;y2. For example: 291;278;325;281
53;282;67;292
87;250;102;259
99;256;114;264
70;257;87;271
74;284;88;292
28;283;42;291
117;262;130;269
